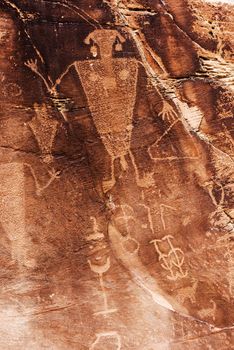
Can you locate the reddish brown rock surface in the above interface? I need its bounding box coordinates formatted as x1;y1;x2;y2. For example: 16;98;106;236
0;0;233;349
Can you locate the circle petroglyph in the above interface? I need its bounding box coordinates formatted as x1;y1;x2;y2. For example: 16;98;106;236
89;72;99;82
119;69;129;80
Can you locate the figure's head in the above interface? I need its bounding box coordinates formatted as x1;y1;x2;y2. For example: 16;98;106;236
84;29;126;58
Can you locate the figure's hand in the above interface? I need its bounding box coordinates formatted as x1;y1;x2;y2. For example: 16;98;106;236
48;168;61;179
25;59;38;72
159;100;179;124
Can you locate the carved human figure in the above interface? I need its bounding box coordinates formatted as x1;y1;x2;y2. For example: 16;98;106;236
25;29;156;192
87;217;117;316
28;103;59;164
150;235;188;281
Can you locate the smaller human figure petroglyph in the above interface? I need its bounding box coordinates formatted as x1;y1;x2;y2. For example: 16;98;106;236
90;331;121;350
150;235;188;281
174;279;198;304
115;204;135;234
114;204;144;254
28;103;59;164
87;217;117;317
197;300;217;322
24;164;61;196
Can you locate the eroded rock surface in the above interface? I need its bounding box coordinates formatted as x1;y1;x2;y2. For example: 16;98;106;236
0;0;233;349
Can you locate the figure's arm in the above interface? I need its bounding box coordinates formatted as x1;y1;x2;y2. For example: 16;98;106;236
53;62;76;90
25;59;53;93
25;59;75;94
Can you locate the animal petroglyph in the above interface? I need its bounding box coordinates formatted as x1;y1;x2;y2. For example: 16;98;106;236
197;300;217;322
28;103;59;164
90;332;121;350
175;280;198;304
150;235;188;281
0;163;34;268
87;217;117;317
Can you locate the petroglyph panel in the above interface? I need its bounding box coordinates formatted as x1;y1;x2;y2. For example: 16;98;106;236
0;0;233;349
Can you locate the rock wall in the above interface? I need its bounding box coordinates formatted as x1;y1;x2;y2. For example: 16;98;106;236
0;0;233;349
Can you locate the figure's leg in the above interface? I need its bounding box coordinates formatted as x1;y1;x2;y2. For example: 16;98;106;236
0;163;35;268
102;156;116;193
129;149;154;188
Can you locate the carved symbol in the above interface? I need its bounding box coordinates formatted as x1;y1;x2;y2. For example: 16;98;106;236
90;332;121;350
87;217;117;317
28;103;59;164
2;82;22;97
0;29;8;43
150;235;188;281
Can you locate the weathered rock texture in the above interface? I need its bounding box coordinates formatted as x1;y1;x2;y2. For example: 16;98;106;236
0;0;233;349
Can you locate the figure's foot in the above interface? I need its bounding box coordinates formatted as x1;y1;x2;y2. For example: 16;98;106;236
137;172;155;188
120;155;128;171
102;178;116;193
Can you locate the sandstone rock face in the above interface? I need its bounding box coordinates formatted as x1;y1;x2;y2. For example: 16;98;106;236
0;0;233;349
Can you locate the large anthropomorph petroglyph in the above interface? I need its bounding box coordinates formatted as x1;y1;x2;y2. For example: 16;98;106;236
75;29;138;192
